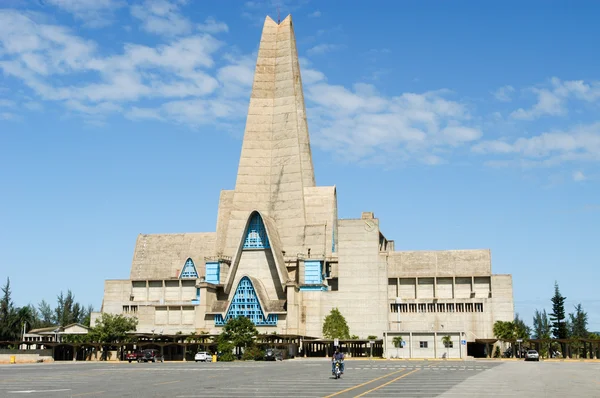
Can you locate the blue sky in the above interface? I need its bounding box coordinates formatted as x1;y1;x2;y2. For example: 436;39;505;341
1;0;599;332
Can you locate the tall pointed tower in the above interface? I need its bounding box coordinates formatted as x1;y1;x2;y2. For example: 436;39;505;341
216;15;317;259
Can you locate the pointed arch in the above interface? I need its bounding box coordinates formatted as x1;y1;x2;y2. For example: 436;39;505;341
214;276;278;326
180;258;198;278
223;210;288;295
243;212;270;249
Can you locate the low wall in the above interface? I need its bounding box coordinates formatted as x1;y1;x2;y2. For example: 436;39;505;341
0;353;54;364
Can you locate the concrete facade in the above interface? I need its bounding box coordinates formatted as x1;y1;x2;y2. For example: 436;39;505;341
95;15;514;357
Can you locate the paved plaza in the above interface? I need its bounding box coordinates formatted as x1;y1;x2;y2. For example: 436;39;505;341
0;359;599;397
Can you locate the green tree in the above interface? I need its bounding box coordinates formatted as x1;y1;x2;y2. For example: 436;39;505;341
81;305;94;327
0;278;18;341
38;300;54;327
568;304;589;358
569;304;588;338
549;282;568;357
88;313;138;359
550;282;568;339
533;309;552;358
513;314;531;340
219;317;258;358
493;315;529;357
322;308;350;339
442;335;452;358
392;336;403;358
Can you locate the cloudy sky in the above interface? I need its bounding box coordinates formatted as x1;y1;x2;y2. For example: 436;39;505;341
1;0;599;332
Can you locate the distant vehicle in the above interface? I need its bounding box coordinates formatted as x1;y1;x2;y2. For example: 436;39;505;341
194;352;211;362
525;350;539;361
125;352;141;363
139;349;164;363
264;348;283;361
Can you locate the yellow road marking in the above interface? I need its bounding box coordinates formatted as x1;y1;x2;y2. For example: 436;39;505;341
70;391;105;397
154;380;180;386
354;369;420;397
323;369;406;398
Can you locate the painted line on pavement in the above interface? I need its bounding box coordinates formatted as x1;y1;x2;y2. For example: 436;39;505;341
8;389;72;394
353;369;420;397
154;380;180;386
322;369;406;398
70;391;105;397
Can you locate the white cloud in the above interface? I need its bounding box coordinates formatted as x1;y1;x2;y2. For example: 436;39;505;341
511;88;564;120
0;99;16;108
130;0;192;36
473;122;600;166
0;9;223;108
493;85;514;102
510;77;600;120
307;43;340;56
45;0;125;27
305;80;481;164
0;112;15;120
573;171;586;182
308;10;322;18
197;17;229;34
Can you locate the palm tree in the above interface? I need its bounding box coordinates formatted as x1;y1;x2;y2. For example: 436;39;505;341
392;336;403;359
442;335;452;359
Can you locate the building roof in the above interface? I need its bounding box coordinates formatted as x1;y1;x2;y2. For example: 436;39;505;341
130;232;216;280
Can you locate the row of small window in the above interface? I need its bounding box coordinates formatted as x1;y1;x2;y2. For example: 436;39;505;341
122;305;138;313
390;302;484;313
411;341;453;349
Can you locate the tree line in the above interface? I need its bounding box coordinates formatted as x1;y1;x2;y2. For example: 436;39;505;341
493;281;598;358
0;277;94;341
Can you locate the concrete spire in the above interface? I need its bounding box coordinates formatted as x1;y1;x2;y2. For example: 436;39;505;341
222;14;316;256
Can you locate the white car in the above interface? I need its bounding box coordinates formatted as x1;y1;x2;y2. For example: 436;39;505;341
525;350;539;361
194;352;211;362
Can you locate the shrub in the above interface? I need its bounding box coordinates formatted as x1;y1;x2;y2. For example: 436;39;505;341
493;346;501;358
219;351;235;362
242;345;264;361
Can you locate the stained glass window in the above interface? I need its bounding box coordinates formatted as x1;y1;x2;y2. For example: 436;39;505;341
214;277;278;326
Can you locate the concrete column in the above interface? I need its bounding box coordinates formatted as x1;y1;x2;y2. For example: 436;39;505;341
383;332;387;358
434;332;437;359
409;332;413;359
415;277;419;299
452;277;455;299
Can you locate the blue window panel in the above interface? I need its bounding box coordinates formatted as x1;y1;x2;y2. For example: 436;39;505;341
180;258;198;278
332;227;336;253
304;260;323;284
214;276;278;326
243;213;270;249
205;262;220;284
299;286;328;291
192;288;200;305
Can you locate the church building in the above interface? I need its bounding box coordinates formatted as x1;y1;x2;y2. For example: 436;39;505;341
95;15;514;359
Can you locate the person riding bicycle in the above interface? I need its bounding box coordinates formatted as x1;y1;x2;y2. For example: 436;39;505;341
331;348;345;374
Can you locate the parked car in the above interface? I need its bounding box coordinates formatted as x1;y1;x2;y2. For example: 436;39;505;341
194;351;211;362
125;351;142;363
525;350;540;361
139;349;164;363
264;348;283;361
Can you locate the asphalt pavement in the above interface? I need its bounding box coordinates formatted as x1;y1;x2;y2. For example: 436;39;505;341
0;359;598;397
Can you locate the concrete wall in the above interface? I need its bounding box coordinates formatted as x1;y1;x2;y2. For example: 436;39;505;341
302;217;388;339
0;352;53;363
388;249;492;277
384;332;463;359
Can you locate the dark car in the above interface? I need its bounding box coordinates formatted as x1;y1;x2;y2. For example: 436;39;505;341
139;349;164;363
264;348;283;361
